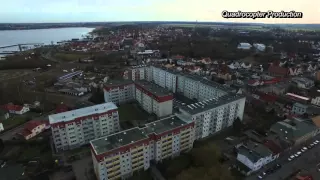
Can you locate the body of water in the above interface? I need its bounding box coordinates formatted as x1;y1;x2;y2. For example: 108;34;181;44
0;27;94;56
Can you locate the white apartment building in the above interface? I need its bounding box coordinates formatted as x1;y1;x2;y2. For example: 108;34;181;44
90;116;195;180
135;80;173;118
177;75;230;101
125;65;148;81
236;141;276;174
148;66;177;92
49;102;120;152
176;95;246;140
104;80;135;105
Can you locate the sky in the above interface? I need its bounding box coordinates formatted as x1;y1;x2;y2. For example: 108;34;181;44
0;0;319;23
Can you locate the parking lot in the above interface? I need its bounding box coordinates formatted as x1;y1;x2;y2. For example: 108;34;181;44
246;136;320;180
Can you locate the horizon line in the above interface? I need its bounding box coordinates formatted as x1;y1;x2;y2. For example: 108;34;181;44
0;21;320;25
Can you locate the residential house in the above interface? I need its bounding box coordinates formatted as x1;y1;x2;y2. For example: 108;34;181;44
0;109;9;120
18;120;48;140
269;118;318;146
237;43;252;50
292;77;314;89
0;123;3;132
292;103;308;115
289;67;303;76
1;104;29;115
236;141;274;174
253;43;266;52
309;89;320;107
200;58;212;65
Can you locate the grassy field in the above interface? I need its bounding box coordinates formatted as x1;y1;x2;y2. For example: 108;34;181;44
117;103;149;122
1;116;27;129
53;52;90;62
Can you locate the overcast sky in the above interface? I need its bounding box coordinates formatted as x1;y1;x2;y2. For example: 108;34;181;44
0;0;319;23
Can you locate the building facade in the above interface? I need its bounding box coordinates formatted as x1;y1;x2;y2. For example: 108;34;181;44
90;116;195;180
125;65;148;81
236;141;275;173
135;80;173;118
103;80;135;105
148;66;177;93
177;95;246;140
49;103;120;152
177;75;229;101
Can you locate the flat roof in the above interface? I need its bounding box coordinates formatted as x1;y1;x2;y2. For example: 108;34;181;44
90;115;190;155
91;128;149;155
135;80;172;97
142;116;188;135
184;75;233;92
104;79;134;87
179;94;245;115
49;102;117;124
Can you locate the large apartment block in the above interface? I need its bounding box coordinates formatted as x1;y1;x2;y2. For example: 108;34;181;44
90;116;195;180
49;103;120;152
177;75;230;101
123;65;148;81
135;80;173;118
148;66;177;92
103;80;135;105
176;95;246;140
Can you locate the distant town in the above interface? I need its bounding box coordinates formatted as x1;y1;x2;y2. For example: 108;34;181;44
0;22;320;180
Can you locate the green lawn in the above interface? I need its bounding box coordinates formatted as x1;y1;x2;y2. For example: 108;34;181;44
117;103;149;122
1;116;27;129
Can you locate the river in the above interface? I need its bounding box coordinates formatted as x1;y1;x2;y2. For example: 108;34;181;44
0;27;94;57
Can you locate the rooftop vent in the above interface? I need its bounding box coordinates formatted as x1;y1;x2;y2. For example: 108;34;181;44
170;122;174;125
123;132;126;135
105;138;108;141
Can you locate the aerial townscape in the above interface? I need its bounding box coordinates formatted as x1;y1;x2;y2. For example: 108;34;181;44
1;21;320;180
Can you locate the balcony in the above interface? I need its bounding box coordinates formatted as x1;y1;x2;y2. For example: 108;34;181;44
107;165;120;173
162;140;172;146
180;145;190;151
180;139;189;146
131;146;144;153
105;155;120;162
132;162;144;171
132;156;144;165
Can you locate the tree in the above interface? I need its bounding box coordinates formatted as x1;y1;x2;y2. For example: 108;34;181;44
191;144;221;168
232;117;242;132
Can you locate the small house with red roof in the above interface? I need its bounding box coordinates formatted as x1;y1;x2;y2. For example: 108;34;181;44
18;120;49;140
1;104;29;115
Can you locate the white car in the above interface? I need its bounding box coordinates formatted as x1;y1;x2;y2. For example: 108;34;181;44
316;140;319;143
288;157;292;161
302;147;308;150
301;148;306;152
297;151;302;155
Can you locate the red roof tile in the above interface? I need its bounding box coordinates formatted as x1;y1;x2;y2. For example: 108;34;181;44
1;104;23;111
24;120;47;132
268;65;289;76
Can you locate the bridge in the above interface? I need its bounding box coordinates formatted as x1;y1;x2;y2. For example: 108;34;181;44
0;43;44;51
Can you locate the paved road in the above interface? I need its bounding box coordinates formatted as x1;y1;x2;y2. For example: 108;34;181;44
246;135;320;180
